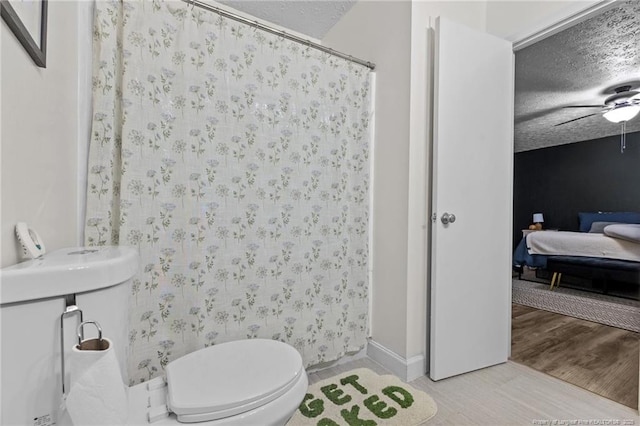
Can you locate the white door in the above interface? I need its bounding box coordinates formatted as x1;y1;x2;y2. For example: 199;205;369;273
429;17;514;381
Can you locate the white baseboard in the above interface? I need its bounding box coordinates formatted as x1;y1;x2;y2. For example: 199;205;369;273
367;339;425;382
306;347;368;374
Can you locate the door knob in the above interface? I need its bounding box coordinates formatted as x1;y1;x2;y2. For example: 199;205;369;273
441;213;456;225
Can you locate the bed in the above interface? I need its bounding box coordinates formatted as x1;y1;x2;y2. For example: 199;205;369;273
513;212;640;293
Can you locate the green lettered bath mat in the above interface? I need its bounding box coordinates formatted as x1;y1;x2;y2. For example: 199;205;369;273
288;368;437;426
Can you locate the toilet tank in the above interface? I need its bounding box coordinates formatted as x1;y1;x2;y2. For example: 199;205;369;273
0;246;137;426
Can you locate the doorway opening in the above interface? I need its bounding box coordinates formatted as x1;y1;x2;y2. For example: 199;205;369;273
510;0;640;410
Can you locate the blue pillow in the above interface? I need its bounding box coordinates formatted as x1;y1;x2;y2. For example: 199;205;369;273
578;212;640;232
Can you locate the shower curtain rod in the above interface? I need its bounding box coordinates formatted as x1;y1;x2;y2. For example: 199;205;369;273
181;0;376;70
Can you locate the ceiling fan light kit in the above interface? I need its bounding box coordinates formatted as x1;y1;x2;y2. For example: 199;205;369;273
603;104;640;123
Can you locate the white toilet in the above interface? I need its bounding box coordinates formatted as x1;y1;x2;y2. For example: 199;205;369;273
0;247;308;426
128;338;308;425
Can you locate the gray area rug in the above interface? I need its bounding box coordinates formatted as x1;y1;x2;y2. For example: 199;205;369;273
512;279;640;333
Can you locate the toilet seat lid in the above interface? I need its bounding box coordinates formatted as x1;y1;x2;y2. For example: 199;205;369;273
166;339;303;419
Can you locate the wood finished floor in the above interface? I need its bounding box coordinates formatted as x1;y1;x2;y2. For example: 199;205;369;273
511;303;639;410
308;357;638;425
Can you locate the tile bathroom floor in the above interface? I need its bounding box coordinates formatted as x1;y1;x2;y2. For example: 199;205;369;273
308;356;638;425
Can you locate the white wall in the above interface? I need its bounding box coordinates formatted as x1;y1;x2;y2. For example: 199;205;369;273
77;1;94;245
323;0;413;359
1;1;81;267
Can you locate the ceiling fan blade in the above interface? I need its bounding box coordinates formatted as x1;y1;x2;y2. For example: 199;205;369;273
562;105;605;108
554;113;599;126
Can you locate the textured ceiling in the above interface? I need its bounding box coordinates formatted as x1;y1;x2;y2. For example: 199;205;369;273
217;0;356;39
515;0;640;152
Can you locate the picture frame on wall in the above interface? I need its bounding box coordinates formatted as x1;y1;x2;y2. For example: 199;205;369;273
1;0;48;68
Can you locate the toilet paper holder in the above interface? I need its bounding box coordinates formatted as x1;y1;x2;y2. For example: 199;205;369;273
61;314;109;396
60;299;83;395
76;321;109;351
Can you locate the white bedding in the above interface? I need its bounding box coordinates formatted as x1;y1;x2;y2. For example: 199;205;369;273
526;230;640;262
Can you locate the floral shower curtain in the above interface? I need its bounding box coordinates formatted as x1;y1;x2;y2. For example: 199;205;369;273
85;0;371;384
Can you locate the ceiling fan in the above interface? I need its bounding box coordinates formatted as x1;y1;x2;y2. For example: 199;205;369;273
555;85;640;127
555;85;640;153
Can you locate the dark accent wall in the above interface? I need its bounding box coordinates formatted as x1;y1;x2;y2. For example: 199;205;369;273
513;131;640;249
